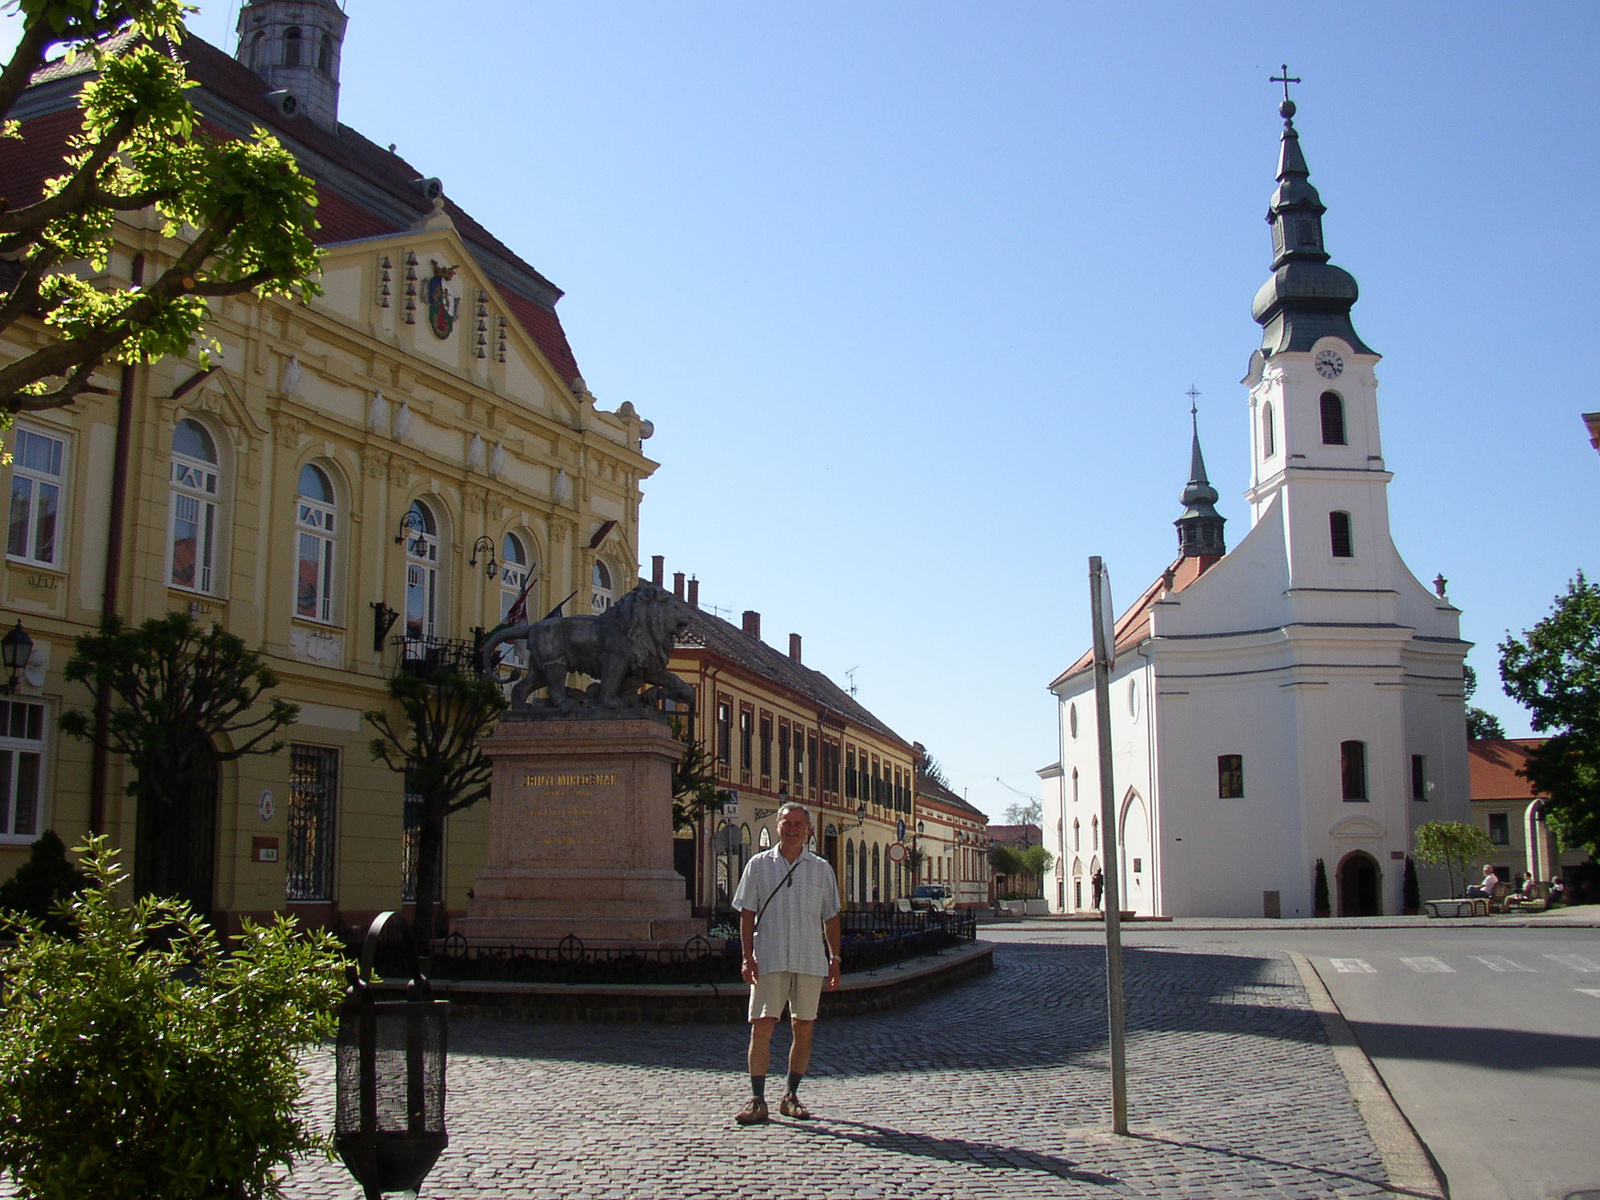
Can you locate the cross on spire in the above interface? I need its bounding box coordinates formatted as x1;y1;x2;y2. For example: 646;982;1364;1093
1185;384;1201;415
1271;64;1301;106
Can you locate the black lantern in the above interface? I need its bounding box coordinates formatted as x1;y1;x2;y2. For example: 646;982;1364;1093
468;535;498;579
1;621;32;694
336;912;449;1199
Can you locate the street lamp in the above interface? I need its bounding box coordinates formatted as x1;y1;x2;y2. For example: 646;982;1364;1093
839;802;867;833
913;820;925;884
468;536;498;579
1;621;32;694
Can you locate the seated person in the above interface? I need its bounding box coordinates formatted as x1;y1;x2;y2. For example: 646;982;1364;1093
1549;876;1566;904
1465;864;1499;899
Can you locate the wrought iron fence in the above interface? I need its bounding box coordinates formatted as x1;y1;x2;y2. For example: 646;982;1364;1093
391;634;482;679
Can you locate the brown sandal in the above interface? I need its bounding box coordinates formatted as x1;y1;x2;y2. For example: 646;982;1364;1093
778;1092;812;1120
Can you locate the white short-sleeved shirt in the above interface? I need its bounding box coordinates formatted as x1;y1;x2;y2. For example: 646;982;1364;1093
733;847;841;978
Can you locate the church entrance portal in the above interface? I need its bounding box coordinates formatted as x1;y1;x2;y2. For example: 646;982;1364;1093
1337;852;1381;917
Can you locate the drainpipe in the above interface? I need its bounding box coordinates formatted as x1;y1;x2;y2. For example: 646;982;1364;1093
88;253;143;835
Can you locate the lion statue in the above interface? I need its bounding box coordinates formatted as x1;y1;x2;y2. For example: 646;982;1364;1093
480;580;695;712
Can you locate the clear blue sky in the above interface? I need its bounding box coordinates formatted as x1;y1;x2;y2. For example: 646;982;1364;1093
7;2;1596;821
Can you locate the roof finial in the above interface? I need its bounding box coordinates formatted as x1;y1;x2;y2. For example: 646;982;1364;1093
1270;63;1301;120
1186;383;1201;424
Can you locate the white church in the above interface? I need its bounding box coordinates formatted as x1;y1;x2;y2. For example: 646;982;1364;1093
1043;95;1472;919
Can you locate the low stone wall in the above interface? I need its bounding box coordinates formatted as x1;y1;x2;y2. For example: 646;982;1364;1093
423;940;994;1024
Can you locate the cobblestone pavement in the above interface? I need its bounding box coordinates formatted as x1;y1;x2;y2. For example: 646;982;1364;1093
269;938;1391;1200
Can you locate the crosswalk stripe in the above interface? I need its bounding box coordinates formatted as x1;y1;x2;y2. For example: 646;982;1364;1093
1471;955;1535;973
1544;954;1600;973
1400;957;1454;973
1578;990;1600;1000
1329;958;1376;973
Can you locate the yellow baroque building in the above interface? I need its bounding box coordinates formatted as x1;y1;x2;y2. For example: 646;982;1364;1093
650;560;917;913
0;2;656;933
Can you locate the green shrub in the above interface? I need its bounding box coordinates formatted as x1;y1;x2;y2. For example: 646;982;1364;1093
0;836;346;1200
0;831;89;937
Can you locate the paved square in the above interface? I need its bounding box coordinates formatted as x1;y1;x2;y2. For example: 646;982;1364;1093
276;939;1391;1199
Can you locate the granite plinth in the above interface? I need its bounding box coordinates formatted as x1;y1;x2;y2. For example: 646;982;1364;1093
458;713;704;949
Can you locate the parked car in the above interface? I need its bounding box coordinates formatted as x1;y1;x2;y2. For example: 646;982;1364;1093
911;884;955;912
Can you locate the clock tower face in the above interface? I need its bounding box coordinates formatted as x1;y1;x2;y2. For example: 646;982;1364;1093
1315;348;1345;379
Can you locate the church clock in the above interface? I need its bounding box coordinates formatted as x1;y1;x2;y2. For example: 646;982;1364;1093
1314;348;1344;379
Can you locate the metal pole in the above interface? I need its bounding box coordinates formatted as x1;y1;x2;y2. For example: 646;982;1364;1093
1089;555;1129;1135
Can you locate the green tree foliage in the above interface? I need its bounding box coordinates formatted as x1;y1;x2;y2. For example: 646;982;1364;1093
1463;665;1507;740
1413;819;1494;898
0;836;345;1200
1015;844;1054;897
669;716;732;832
0;0;322;417
1500;573;1600;851
366;667;506;939
988;843;1022;879
59;613;298;892
0;830;88;936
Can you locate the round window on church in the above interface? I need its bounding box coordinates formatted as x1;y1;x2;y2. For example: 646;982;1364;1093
1128;678;1139;719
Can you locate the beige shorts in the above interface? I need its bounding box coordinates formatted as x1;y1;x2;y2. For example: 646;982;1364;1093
748;970;825;1022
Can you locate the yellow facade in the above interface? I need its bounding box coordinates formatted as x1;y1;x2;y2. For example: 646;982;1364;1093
656;576;916;912
0;209;655;932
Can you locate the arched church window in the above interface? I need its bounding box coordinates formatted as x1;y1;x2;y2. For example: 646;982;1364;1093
283;26;302;67
1329;511;1353;559
248;31;265;68
1262;401;1276;458
1320;391;1346;445
1341;740;1368;801
318;32;334;74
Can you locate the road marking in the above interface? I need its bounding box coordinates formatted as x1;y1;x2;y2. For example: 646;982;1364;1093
1544;954;1600;973
1329;958;1376;973
1579;989;1600;999
1400;957;1454;973
1471;955;1535;973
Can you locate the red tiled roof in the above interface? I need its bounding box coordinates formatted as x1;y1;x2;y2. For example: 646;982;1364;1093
1049;553;1222;688
496;285;581;387
1468;738;1545;802
0;107;83;210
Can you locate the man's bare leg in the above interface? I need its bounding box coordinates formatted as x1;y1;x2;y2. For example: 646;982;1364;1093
736;1017;778;1124
780;1018;817;1118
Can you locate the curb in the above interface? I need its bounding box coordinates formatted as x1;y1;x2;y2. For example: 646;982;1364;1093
1288;950;1449;1200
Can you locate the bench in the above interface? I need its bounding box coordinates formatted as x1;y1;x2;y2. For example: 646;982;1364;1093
1506;882;1549;913
1424;898;1489;918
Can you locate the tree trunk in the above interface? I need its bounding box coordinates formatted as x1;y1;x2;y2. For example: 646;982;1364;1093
413;796;446;950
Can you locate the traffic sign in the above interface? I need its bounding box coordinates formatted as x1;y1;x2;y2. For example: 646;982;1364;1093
887;842;907;863
896;818;907;842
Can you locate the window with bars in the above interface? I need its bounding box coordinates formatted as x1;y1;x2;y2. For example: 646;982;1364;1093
0;699;46;839
285;745;338;900
7;426;65;567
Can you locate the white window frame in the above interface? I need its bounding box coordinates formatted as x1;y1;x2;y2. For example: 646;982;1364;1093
0;698;49;842
7;425;67;568
295;464;337;624
591;558;614;613
169;419;221;594
404;500;440;640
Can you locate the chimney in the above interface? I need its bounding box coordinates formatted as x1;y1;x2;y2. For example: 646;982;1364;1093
651;555;664;586
687;577;699;607
742;610;761;640
789;633;802;663
672;571;685;600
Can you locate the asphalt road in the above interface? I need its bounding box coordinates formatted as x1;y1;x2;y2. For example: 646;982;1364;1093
987;922;1600;1200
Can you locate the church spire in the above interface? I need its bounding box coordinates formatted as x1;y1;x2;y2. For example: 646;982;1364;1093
1249;72;1374;357
1176;389;1226;559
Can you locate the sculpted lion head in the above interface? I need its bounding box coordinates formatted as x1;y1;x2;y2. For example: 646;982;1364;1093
613;581;688;674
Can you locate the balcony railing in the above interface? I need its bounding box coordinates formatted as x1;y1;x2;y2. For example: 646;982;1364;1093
391;633;483;679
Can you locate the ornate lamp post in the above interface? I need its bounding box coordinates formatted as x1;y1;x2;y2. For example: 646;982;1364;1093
336;912;450;1199
1;621;33;693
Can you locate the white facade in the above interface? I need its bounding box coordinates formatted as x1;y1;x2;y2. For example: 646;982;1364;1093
1047;106;1472;919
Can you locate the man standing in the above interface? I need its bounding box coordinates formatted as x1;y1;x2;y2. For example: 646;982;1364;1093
731;800;842;1125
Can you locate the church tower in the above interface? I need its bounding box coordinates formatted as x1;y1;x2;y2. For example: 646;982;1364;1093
1175;404;1226;559
234;0;348;130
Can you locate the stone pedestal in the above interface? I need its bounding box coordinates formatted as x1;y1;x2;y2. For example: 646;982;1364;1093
458;713;704;948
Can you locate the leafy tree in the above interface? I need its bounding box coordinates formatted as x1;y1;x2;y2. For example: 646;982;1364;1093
669;716;732;832
1464;666;1506;740
0;830;88;937
1500;573;1600;850
906;844;926;884
59;613;298;898
0;835;345;1200
1413;819;1494;898
1015;844;1054;897
366;667;506;940
0;0;321;418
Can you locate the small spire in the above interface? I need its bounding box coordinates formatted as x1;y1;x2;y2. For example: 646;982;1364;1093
1176;389;1226;559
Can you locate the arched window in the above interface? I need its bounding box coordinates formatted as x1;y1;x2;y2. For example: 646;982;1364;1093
858;840;869;902
282;26;302;67
1320;391;1346;445
317;31;334;74
1073;818;1080;851
1071;768;1079;805
1092;815;1100;851
1329;511;1353;558
1262;400;1276;458
845;839;855;903
170;419;220;593
248;31;266;68
295;464;336;622
1341;740;1368;801
500;533;533;621
591;558;614;612
871;843;881;902
404;500;440;639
